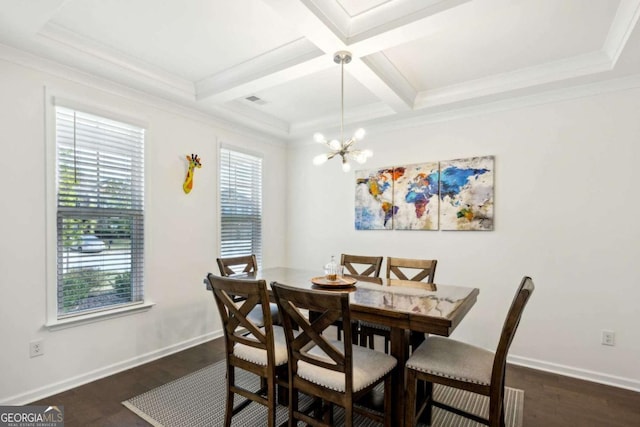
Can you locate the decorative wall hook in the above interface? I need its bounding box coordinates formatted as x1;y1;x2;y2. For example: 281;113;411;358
183;154;202;194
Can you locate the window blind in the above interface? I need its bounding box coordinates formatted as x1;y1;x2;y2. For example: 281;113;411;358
56;106;144;318
219;148;263;265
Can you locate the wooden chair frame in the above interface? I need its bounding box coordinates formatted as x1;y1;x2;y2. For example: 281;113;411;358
217;254;258;277
337;254;383;343
207;274;287;427
340;254;383;278
386;257;437;285
217;254;280;326
271;282;393;427
405;276;535;427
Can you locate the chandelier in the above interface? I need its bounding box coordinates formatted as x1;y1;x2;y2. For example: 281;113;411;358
312;51;372;172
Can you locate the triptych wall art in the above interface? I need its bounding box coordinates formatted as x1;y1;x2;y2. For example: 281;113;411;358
355;156;494;231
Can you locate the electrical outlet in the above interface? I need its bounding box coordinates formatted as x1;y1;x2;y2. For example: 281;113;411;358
30;340;44;357
602;330;615;346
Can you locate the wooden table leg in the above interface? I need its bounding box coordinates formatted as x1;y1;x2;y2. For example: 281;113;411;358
389;327;409;427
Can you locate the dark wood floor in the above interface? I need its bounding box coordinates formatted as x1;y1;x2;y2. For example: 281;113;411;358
31;337;640;427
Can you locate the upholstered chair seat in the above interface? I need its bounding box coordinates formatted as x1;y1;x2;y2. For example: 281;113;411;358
406;336;493;386
234;325;290;367
299;339;397;392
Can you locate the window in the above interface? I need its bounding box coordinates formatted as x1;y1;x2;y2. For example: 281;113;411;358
219;147;263;264
55;106;144;318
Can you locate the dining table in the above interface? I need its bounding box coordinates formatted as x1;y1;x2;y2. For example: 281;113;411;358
207;267;480;426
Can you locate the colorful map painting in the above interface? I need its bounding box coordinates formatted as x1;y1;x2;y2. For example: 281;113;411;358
355;156;494;231
355;168;396;229
393;162;439;230
439;156;494;230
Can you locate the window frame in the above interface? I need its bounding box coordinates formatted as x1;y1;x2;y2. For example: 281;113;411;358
218;144;263;267
45;95;152;330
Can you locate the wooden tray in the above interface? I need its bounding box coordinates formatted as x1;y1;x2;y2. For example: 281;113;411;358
310;276;357;288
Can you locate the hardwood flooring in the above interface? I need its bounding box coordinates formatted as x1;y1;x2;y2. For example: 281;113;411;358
31;338;640;427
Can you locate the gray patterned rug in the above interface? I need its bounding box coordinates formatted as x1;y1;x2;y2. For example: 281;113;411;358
123;361;523;426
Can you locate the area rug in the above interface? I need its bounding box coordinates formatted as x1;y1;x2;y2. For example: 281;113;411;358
123;361;523;426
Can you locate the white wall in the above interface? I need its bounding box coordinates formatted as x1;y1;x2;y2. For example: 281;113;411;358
0;57;287;403
286;86;640;390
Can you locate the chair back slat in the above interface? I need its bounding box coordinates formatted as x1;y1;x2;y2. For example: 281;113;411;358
341;254;383;278
387;257;437;285
217;255;258;276
272;282;352;377
492;276;535;381
207;274;274;359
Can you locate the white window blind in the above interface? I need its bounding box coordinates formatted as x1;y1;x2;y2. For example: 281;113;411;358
219;147;263;265
56;106;144;318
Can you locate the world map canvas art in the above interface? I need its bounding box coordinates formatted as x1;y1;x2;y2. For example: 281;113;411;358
393;162;440;230
439;156;494;230
354;156;494;231
355;168;396;229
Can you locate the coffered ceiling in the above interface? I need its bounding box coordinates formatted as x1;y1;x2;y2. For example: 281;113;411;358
1;0;639;141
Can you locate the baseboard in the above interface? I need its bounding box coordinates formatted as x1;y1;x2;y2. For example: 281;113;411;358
6;336;637;404
3;331;223;405
508;354;640;392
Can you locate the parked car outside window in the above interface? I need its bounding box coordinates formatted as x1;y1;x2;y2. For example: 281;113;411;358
75;235;106;253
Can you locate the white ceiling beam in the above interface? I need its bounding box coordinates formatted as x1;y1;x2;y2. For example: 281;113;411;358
197;53;333;104
262;0;348;52
195;38;325;101
603;0;640;65
347;0;470;47
360;52;416;110
346;0;470;57
263;0;420;112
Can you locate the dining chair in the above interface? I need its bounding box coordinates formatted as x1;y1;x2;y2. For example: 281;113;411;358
217;254;280;326
336;254;383;343
207;274;288;427
271;282;397;427
360;257;438;353
340;253;383;278
405;276;535;427
386;257;437;286
217;254;258;276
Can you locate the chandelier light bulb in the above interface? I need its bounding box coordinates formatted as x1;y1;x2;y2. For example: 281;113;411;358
341;159;351;172
328;139;342;151
353;128;366;140
362;149;373;158
313;132;326;143
354;152;368;164
313;153;329;165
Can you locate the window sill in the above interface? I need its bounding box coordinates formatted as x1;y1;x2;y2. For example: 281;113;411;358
45;302;155;331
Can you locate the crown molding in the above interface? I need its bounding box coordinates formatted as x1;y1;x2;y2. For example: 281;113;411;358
415;51;613;110
0;42;288;145
220;100;291;135
302;0;470;46
38;22;195;99
355;72;640;139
